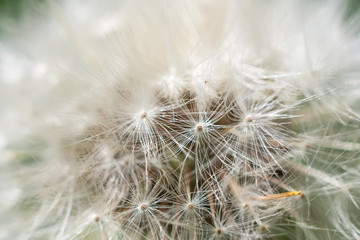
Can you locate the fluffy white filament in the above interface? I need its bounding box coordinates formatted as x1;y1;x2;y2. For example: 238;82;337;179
0;0;360;239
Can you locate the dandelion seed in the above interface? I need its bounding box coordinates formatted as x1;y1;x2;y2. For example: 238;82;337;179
140;111;147;119
92;214;100;222
254;191;302;201
142;203;150;211
186;203;194;210
195;124;204;133
258;224;267;233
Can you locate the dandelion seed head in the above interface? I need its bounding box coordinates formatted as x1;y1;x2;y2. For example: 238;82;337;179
1;0;360;239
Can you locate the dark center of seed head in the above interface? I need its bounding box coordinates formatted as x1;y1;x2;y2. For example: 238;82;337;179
216;228;222;235
196;124;203;132
140;204;147;211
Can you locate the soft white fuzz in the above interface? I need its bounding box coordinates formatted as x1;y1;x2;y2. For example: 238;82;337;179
1;0;360;239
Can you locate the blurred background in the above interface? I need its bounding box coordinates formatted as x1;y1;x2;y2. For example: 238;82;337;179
0;0;360;20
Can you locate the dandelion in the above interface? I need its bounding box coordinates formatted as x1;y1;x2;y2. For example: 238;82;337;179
0;0;360;239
